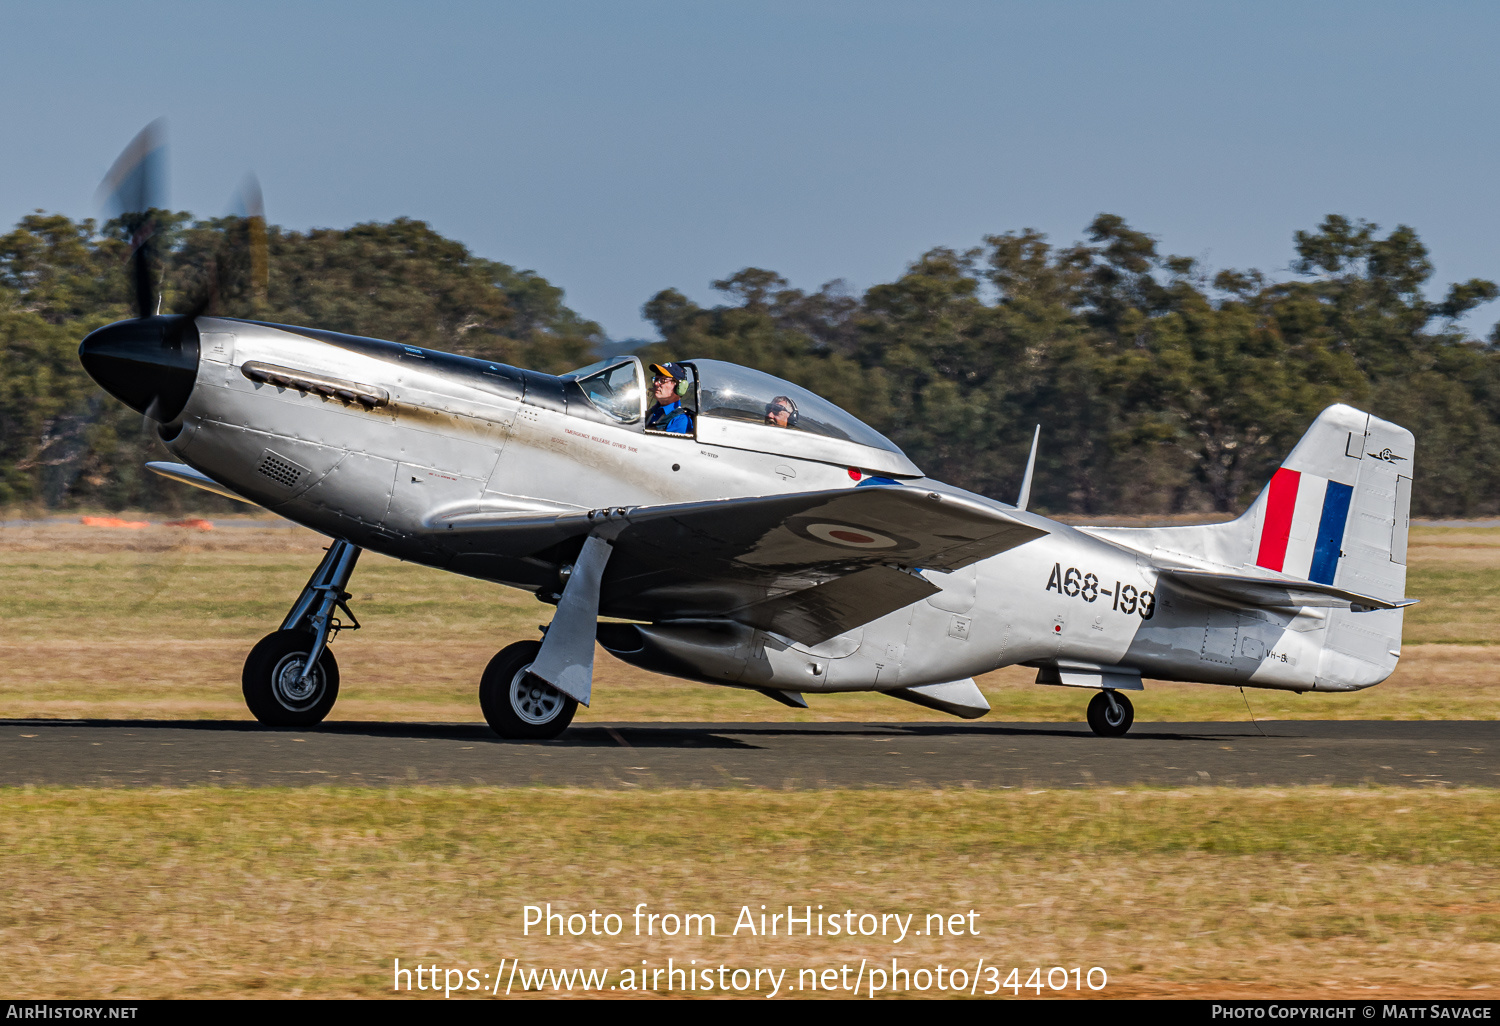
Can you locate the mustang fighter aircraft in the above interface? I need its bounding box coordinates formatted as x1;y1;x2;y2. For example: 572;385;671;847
77;313;1415;738
76;133;1415;740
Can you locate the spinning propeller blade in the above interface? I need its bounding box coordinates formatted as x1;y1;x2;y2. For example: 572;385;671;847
96;119;168;319
234;173;269;313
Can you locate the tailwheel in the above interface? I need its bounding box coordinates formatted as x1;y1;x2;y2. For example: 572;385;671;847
242;629;340;726
479;640;578;740
1086;689;1133;737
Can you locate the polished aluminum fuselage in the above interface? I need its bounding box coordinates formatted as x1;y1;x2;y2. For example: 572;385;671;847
157;318;1395;697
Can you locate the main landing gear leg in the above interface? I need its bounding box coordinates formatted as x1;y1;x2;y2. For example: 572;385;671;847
480;531;614;740
242;538;362;727
1086;689;1134;737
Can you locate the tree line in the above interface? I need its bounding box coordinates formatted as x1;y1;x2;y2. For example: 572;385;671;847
0;212;601;510
2;209;1497;516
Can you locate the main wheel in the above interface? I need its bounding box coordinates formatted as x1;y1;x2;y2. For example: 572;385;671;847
480;640;577;740
242;629;340;727
1086;690;1134;737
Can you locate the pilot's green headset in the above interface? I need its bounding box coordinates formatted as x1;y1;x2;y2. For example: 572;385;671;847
651;362;692;396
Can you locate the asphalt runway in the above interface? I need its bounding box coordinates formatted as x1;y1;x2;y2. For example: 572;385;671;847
0;718;1494;788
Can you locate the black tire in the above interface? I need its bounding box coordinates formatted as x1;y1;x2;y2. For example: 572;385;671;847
242;629;340;727
1086;689;1134;737
480;640;577;740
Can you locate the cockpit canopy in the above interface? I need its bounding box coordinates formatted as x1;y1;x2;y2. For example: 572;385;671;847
562;356;920;477
688;359;919;476
561;357;644;423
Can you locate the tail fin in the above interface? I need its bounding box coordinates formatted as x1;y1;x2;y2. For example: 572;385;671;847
1085;404;1412;597
1240;404;1412;603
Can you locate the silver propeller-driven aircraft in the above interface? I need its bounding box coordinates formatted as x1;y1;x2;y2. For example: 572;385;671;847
76;127;1416;739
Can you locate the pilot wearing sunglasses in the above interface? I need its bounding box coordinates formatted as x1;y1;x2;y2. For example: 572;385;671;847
764;395;798;429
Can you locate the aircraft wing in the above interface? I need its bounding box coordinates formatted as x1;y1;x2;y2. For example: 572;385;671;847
1157;567;1417;611
433;485;1046;645
146;461;261;506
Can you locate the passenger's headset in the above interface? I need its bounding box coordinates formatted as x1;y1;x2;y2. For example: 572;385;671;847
766;396;799;426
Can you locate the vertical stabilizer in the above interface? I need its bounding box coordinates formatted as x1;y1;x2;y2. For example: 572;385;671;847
1244;404;1412;605
1081;404;1414;599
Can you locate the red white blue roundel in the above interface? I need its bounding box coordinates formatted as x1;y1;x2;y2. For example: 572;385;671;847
802;522;899;549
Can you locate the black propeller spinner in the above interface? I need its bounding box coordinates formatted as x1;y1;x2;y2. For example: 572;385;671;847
79;314;201;422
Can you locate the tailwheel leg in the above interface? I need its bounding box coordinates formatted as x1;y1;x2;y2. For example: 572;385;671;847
243;538;362;726
1086;689;1134;737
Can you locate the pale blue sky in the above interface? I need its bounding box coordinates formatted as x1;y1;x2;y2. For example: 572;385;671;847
4;1;1499;339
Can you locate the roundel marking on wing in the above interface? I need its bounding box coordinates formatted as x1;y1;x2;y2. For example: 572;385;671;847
804;522;899;549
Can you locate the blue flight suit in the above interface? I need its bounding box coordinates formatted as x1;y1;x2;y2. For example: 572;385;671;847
646;400;694;434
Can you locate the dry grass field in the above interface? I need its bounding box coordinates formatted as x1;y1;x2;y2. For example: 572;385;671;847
0;518;1494;723
4;787;1497;999
2;517;1496;1000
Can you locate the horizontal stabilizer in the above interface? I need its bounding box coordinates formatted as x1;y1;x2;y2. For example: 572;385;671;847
1158;567;1416;611
146;461;257;506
